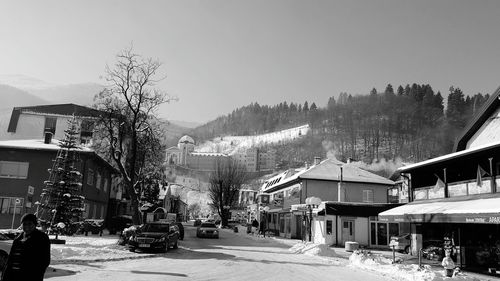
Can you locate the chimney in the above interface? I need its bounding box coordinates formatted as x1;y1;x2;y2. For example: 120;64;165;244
314;157;321;166
44;131;53;144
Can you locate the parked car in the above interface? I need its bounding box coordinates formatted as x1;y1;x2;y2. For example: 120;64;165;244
389;233;411;254
196;222;219;239
127;222;179;252
106;215;133;235
0;233;12;269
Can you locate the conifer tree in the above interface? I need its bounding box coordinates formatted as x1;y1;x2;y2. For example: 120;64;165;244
38;117;85;235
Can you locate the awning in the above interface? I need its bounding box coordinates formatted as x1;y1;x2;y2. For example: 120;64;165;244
317;202;401;217
379;195;500;224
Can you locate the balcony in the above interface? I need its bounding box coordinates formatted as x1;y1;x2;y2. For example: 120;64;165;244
413;177;500;201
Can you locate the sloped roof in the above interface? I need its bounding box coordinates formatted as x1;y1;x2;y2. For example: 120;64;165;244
455;85;500;151
8;103;106;133
300;158;395;186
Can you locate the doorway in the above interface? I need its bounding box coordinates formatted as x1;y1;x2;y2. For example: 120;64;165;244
342;220;354;244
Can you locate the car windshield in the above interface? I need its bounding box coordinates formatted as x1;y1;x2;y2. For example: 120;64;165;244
200;223;216;228
142;224;170;233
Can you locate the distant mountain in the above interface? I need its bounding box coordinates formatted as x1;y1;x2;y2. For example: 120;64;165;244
28;83;104;106
169;120;202;129
0;84;48;110
0;74;57;90
159;119;193;148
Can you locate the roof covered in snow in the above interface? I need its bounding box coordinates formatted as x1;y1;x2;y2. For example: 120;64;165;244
178;135;195;145
0;139;117;173
300;158;395;186
379;193;500;223
0;139;94;152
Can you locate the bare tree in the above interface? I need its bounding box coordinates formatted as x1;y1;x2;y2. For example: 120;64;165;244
208;158;247;227
93;47;174;224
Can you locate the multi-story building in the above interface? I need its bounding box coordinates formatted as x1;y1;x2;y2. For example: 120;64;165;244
259;157;396;247
7;104;104;146
166;135;276;173
379;87;500;274
0;136;115;228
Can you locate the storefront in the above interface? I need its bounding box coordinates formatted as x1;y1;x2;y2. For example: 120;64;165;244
379;194;500;271
312;202;401;246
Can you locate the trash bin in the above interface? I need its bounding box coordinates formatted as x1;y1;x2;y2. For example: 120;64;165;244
345;241;359;252
233;226;239;233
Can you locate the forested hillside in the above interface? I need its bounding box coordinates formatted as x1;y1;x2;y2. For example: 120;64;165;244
192;84;490;166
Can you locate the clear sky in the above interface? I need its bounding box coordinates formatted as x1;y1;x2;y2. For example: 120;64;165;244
1;0;500;123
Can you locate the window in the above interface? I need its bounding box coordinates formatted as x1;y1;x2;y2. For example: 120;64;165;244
96;172;102;190
44;117;57;135
93;205;97;219
87;168;94;186
326;220;333;235
362;189;374;203
0;197;23;214
80;120;94;144
103;178;109;193
84;203;90;218
0;161;29;179
100;206;105;219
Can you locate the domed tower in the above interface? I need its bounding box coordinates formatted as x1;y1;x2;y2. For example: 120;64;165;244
178;135;195;166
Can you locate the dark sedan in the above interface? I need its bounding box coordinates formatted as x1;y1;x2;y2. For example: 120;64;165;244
196;222;219;238
128;222;179;252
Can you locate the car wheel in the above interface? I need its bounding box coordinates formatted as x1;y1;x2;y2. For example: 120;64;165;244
173;240;178;249
0;251;8;270
404;246;410;254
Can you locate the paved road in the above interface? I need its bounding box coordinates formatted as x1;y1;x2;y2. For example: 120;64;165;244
47;226;389;281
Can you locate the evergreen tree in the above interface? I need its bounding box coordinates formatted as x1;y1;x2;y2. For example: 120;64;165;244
38;117;85;235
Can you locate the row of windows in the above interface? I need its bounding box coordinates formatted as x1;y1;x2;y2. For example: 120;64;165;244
0;161;29;179
83;202;106;219
0;197;24;215
413;178;500;200
86;168;109;192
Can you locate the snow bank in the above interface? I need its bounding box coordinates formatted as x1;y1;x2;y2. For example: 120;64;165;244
50;235;155;264
289;242;340;258
348;250;482;281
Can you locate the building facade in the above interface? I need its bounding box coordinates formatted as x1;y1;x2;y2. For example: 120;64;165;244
165;135;276;172
7;104;104;146
259;158;396;246
0;138;115;228
379;86;500;274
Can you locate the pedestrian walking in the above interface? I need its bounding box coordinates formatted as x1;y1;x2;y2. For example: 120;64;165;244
2;214;51;281
251;219;259;234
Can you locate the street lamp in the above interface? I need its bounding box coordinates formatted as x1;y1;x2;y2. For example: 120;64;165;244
305;196;322;242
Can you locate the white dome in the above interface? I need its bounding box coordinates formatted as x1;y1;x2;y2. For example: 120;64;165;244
178;135;195;145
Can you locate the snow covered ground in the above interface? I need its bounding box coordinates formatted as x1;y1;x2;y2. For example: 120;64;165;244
50;235;155;264
49;229;494;281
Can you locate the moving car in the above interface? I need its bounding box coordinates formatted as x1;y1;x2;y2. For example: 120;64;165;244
196;222;219;238
0;233;12;270
389;233;411;254
127;222;179;252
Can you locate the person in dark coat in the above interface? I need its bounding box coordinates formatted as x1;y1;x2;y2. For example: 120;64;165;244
2;213;50;281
